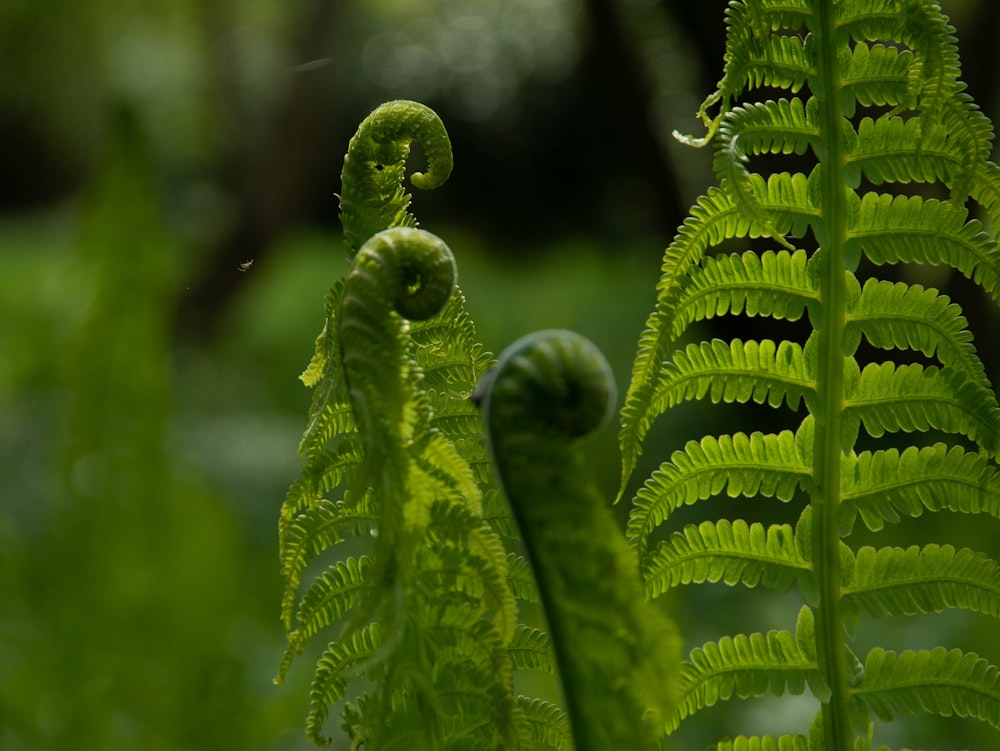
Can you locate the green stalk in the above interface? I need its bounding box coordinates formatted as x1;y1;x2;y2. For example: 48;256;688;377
810;1;854;747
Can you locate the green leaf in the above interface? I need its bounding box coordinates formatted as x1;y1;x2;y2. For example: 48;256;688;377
643;518;808;597
723;19;811;97
306;623;382;746
670;630;821;733
673;249;817;340
280;498;371;628
848;279;992;406
852;647;1000;730
849;114;962;187
508;626;554;674
841;443;1000;533
651;338;815;419
505;552;539;603
621;186;781;494
845;361;1000;453
517;696;571;751
338;100;453;256
628;430;811;551
847;193;1000;305
712;735;810;751
285;556;373;661
841;42;913;109
843;544;1000;621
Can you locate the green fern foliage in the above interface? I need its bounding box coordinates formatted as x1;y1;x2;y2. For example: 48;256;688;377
475;330;681;751
621;1;1000;748
277;101;563;749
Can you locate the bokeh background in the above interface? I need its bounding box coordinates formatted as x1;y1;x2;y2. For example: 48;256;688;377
3;0;999;749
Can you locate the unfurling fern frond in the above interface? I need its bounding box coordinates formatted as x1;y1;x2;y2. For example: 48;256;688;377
622;1;1000;748
476;330;682;751
278;101;557;749
339;99;453;257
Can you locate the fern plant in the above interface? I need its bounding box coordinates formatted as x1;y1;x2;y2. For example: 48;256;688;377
277;101;680;750
473;329;681;751
619;0;1000;748
275;100;547;749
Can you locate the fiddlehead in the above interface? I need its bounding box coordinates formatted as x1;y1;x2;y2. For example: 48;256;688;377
475;330;680;751
281;102;559;749
336;223;457;591
338;225;456;473
339;100;453;257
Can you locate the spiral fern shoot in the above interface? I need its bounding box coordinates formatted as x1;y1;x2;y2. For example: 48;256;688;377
620;1;1000;748
277;102;557;749
339;99;453;257
476;330;681;751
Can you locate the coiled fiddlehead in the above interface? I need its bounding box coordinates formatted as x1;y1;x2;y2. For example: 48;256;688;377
338;225;456;547
475;330;680;751
282;99;542;749
339;100;453;257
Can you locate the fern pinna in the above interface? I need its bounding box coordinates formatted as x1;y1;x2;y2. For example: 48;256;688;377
620;1;1000;749
276;101;566;749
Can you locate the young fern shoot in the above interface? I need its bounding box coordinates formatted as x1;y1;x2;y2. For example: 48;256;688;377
277;101;563;749
475;330;681;751
620;1;1000;749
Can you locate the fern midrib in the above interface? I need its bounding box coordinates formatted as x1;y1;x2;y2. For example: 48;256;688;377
810;2;853;747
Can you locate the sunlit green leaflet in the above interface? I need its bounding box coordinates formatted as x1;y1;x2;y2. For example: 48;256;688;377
475;330;681;751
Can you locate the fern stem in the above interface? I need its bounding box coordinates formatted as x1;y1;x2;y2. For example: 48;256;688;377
477;331;680;751
809;1;854;747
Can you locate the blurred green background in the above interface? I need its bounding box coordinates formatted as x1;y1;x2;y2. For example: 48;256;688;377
2;0;999;749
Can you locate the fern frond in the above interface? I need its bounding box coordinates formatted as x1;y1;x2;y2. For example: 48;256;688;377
425;500;517;643
673;249;817;339
713;735;810;751
842;544;1000;622
306;623;382;746
757;171;820;239
853;647;1000;730
517;696;571;751
722;12;810;100
626;0;1000;746
936;92;996;201
841;42;913;111
338;100;453;256
715;103;815;251
849;279;989;382
836;0;903;42
411;288;493;388
643;518;809;597
645;339;813;438
971;159;1000;230
848;193;1000;304
620;174;816;477
629;429;812;550
725;98;818;156
898;0;963;120
669;629;822;734
505;553;538;603
280;498;375;628
840;443;1000;534
508;625;554;673
283;556;374;669
280;438;364;536
845;361;1000;453
621;186;755;492
848;115;957;187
